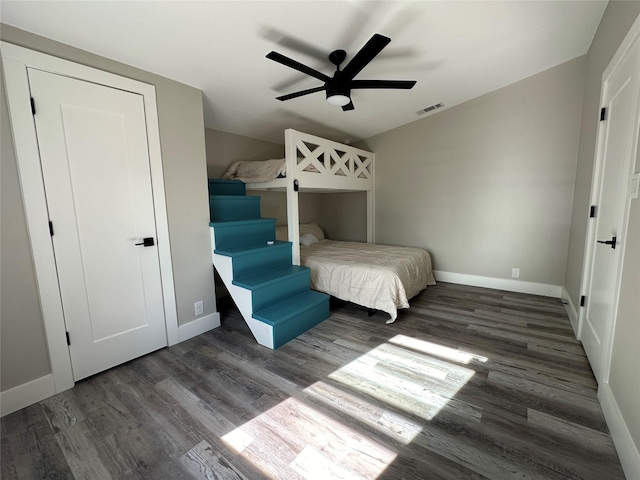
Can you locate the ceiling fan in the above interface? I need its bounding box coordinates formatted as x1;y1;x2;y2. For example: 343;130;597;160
266;33;416;111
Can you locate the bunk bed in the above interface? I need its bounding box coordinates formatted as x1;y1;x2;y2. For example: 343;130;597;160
222;129;435;323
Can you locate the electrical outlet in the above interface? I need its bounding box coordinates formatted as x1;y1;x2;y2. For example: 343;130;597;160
194;300;204;316
512;268;520;279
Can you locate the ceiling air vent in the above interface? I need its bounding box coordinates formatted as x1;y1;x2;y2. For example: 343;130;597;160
417;102;444;115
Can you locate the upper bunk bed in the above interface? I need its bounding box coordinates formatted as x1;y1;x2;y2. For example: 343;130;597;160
218;128;435;323
223;129;375;264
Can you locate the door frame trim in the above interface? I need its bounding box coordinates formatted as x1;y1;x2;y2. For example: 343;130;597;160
1;42;179;394
577;14;640;383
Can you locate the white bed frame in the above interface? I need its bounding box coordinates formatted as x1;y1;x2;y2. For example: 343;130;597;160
246;129;375;264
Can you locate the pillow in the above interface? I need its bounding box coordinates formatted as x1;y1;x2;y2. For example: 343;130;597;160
221;161;241;179
299;222;325;241
299;233;319;247
274;223;325;242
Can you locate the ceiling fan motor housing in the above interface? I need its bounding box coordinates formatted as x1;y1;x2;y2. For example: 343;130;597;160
326;77;350;104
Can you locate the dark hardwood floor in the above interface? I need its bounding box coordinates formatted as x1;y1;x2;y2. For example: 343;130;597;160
1;282;625;479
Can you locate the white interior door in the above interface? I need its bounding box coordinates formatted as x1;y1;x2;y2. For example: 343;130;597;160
581;32;640;383
28;68;167;381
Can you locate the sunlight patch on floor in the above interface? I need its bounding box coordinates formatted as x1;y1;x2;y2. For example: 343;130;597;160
389;334;488;364
290;444;369;479
304;380;423;445
329;341;479;421
221;427;254;454
221;395;396;479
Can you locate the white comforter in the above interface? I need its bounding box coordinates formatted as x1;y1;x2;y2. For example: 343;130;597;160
300;240;436;323
221;158;286;183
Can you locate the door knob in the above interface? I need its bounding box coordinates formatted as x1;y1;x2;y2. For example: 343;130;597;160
597;236;616;249
135;237;155;247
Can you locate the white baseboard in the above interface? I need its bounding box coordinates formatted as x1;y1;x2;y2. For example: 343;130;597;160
560;286;579;335
0;374;55;417
178;312;221;342
1;313;222;417
598;383;640;480
433;271;562;297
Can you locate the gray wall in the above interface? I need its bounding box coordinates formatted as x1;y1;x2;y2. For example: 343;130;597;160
205;128;284;179
0;25;214;391
1;67;52;391
319;192;368;242
564;0;640;456
359;57;586;284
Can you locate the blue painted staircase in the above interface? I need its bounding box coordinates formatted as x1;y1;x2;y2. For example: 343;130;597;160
209;179;329;349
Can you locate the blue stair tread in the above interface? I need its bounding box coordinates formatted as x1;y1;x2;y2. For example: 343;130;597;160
209;179;244;184
209;194;259;201
233;265;309;289
208;179;245;195
214;240;290;257
253;291;329;326
209;218;276;228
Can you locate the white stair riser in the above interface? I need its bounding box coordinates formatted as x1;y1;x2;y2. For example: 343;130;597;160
212;252;274;349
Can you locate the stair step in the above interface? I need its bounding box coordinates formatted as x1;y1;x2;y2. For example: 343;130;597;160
209;180;331;350
253;291;330;349
253;289;328;325
210;218;276;250
210;195;260;222
214;240;289;257
234;265;309;288
214;240;292;278
234;265;311;311
208;178;246;196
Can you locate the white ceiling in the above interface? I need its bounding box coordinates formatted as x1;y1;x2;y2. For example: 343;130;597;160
1;1;606;144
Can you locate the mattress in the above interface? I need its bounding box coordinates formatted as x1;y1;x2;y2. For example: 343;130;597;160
300;240;436;323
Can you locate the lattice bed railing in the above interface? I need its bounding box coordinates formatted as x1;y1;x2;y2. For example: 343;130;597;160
286;129;374;191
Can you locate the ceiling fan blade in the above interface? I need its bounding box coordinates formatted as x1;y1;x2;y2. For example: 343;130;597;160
340;33;391;81
262;28;328;61
276;86;325;101
342;101;355;111
351;80;416;89
267;51;331;83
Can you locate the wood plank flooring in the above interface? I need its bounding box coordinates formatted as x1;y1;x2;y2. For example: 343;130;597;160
1;282;625;479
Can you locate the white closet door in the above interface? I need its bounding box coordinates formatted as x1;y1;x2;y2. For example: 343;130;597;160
581;29;640;382
28;68;167;381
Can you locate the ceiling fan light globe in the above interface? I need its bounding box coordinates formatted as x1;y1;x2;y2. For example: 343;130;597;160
327;94;350;107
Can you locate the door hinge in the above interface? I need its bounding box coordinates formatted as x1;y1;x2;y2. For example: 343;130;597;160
589;205;597;218
49;221;54;236
600;107;606;121
30;97;36;115
66;332;71;345
580;296;586;307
